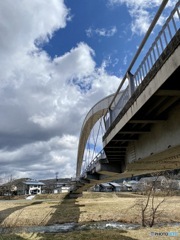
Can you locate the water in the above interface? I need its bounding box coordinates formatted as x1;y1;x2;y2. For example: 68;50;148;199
0;222;140;234
0;221;179;234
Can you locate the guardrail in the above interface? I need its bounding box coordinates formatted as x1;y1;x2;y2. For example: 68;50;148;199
104;0;180;130
80;149;106;177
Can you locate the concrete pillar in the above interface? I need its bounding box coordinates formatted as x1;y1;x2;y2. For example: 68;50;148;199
127;71;135;97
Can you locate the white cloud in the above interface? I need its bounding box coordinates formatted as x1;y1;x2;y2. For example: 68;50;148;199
0;0;69;55
0;1;121;180
130;8;151;35
53;42;96;80
86;26;117;38
29;114;57;129
108;0;175;35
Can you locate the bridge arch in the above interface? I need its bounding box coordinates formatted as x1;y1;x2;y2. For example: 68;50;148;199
76;92;123;177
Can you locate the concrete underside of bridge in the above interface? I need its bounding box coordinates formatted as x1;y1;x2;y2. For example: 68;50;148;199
103;35;180;177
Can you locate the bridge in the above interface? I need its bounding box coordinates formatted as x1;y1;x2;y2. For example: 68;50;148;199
74;0;180;192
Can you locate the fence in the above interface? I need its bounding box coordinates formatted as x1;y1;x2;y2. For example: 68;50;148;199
104;1;180;130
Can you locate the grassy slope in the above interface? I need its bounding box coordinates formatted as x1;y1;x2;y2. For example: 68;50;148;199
0;192;180;239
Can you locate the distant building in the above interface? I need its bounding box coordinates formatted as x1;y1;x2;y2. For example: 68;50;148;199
53;186;71;194
123;180;139;191
61;186;71;193
99;183;113;192
92;182;121;192
23;179;45;195
93;184;100;192
109;182;121;192
41;178;72;194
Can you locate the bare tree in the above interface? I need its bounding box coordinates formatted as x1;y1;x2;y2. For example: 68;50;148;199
133;173;168;227
0;175;17;199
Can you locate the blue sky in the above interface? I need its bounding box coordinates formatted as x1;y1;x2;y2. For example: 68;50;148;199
43;0;133;76
0;0;178;181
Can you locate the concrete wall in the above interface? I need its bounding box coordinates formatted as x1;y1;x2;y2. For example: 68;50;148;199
138;108;180;160
124;59;180;172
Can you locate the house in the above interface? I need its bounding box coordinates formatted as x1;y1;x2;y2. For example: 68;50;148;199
109;182;121;192
99;183;113;192
92;182;121;192
60;186;71;193
123;181;132;191
41;178;72;194
23;179;45;195
93;184;100;192
53;186;71;193
123;180;139;191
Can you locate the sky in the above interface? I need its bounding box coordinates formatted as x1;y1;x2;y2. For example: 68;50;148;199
0;0;177;182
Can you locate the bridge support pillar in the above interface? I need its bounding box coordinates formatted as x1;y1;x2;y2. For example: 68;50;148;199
85;172;100;180
96;162;122;175
127;71;135;96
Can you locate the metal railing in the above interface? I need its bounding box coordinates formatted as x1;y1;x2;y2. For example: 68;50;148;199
81;149;106;177
133;2;180;88
104;0;180;130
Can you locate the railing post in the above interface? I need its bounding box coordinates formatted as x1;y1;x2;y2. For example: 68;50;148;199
109;108;113;127
127;71;135;96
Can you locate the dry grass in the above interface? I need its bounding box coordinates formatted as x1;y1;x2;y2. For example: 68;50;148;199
34;193;67;200
1;226;180;240
0;230;137;240
77;192;180;224
0;202;57;227
0;192;180;239
0;192;180;228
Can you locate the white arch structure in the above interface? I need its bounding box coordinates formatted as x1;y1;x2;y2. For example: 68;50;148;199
76;92;123;177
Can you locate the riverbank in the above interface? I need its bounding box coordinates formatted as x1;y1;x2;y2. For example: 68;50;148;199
0;192;180;239
1;223;180;240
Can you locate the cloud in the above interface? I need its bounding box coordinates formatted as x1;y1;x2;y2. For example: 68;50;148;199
86;26;117;38
107;0;175;35
0;0;69;55
0;1;121;180
0;136;79;180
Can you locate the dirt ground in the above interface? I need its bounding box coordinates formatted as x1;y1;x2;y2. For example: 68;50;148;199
0;192;180;239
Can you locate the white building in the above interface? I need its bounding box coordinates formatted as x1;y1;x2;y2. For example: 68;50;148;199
61;186;71;193
23;179;45;195
53;186;71;193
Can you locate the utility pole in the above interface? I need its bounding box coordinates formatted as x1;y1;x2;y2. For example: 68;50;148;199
55;172;59;188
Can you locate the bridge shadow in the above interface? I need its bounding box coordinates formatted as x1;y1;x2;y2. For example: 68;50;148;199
46;193;85;225
0;204;31;226
44;194;138;240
